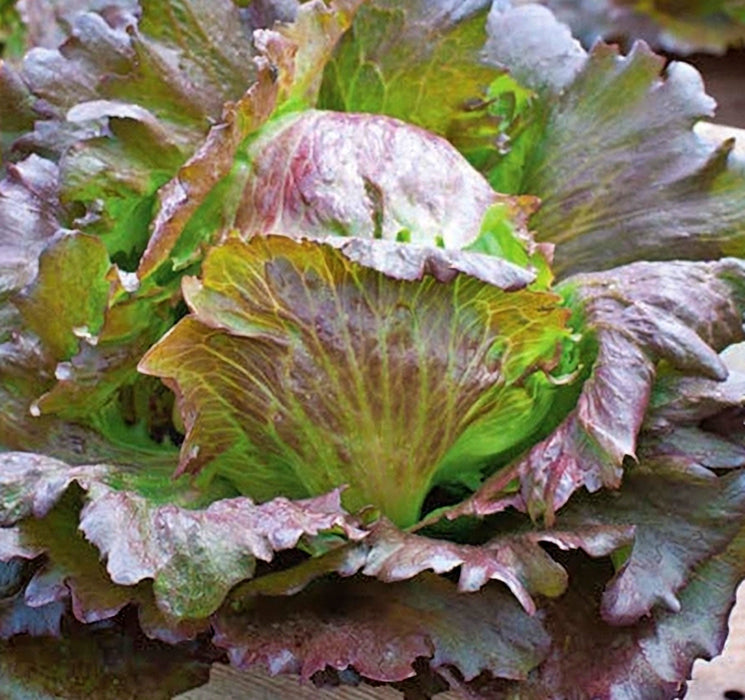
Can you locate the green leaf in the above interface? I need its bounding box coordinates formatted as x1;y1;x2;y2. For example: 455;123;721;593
319;1;498;136
13;233;112;360
447;258;745;521
317;1;542;191
139;235;571;527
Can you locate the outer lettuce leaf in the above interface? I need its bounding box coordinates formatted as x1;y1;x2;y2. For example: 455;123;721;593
139;235;570;526
0;451;364;622
213;573;550;683
467;410;745;696
483;5;745;276
467;539;742;697
524;0;745;55
11;0;280;264
0;529;63;639
1;487;209;643
232;516;632;616
13;1;138;53
0;61;34;165
0;155;60;296
449;258;745;521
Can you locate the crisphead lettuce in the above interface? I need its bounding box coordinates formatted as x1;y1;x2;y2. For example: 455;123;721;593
3;1;745;698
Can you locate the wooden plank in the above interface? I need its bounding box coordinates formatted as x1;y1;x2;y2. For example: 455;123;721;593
684;582;745;699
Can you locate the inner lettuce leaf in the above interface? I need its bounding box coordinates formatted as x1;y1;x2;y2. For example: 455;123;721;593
138;108;539;280
316;1;745;278
139;235;572;527
445;257;745;522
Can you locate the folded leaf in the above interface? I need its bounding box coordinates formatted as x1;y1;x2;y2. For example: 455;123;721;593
235;516;631;616
450;258;745;521
140;108;531;277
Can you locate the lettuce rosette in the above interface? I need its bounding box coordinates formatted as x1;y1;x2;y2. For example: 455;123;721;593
3;1;745;697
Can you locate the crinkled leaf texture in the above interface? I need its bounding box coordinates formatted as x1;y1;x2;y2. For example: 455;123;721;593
0;155;60;296
449;258;745;521
214;573;550;683
208;367;745;694
523;0;745;55
466;396;745;697
4;0;745;697
482;4;745;276
232;515;632;616
6;378;745;696
6;0;344;267
0;451;365;623
321;2;745;278
139;234;570;527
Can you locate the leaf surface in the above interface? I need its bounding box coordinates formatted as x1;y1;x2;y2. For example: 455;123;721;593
450;258;745;520
214;573;549;683
140;235;570;526
483;5;745;276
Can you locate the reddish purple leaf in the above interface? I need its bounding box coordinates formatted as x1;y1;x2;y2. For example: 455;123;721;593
451;259;745;521
214;573;549;683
